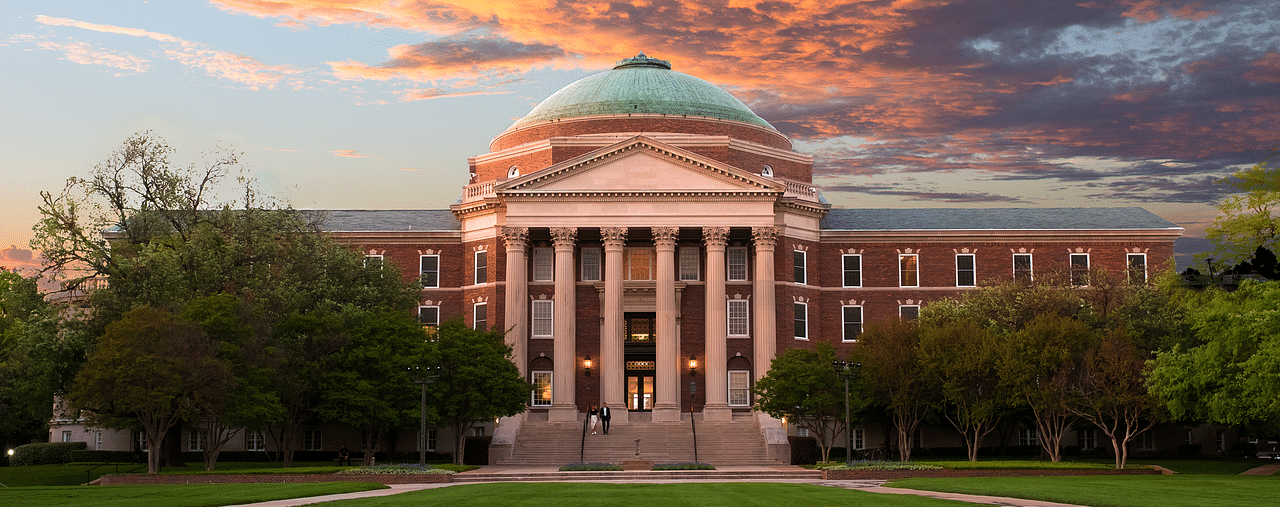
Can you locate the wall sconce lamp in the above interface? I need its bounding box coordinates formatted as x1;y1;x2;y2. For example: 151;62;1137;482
688;356;698;376
583;355;593;376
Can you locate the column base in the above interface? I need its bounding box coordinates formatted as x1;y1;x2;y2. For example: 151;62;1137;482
651;405;682;422
700;404;733;422
548;405;580;422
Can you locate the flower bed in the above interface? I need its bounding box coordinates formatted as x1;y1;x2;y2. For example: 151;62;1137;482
652;463;716;470
559;462;623;471
335;464;455;476
822;467;1161;480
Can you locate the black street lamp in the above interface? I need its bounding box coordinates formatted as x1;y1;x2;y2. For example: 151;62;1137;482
832;360;861;466
408;366;440;467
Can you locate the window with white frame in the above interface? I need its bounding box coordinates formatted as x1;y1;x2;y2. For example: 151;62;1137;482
134;430;148;452
727;300;750;337
624;248;654;280
728;370;750;406
1070;253;1090;285
473;303;488;330
679;247;700;281
793;302;808;340
1216;429;1225;452
1013;253;1032;283
532;300;553;337
1137;431;1154;451
580;247;601;281
1018;428;1038;446
246;431;265;451
62;430;72;442
899;305;920;321
420;255;439;288
1078;428;1096;451
188;430;204;451
796;427;809;437
95;431;102;450
474;251;488;285
418;306;439;329
473;427;485;437
531;371;552;406
842;306;863;341
899;254;919;287
956;254;976;287
852;428;865;450
1128;253;1147;284
793;250;807;284
532;247;554;282
304;429;323;451
727;247;748;281
842;254;862;287
1184;428;1193;445
425;428;437;451
364;254;384;270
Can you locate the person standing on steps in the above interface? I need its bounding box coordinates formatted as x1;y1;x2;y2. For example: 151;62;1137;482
600;403;611;435
588;405;600;434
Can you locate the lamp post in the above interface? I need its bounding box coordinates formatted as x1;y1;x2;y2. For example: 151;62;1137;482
832;360;860;466
408;366;440;467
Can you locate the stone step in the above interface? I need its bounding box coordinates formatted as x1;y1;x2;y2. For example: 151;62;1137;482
498;414;779;466
452;469;822;483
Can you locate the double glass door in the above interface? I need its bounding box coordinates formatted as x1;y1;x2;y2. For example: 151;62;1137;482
627;374;654;411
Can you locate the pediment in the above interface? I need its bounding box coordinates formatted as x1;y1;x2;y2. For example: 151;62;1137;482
498;136;781;195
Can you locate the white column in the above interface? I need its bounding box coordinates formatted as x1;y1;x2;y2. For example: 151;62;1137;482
501;227;529;377
701;227;732;421
652;227;681;422
549;227;578;422
752;227;778;382
601;227;627;420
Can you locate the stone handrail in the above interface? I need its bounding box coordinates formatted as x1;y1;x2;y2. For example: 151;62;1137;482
462;181;496;203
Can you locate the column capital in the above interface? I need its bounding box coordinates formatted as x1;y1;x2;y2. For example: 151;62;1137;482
652;227;679;248
501;226;529;249
752;226;779;250
550;227;577;247
702;227;729;248
602;227;628;248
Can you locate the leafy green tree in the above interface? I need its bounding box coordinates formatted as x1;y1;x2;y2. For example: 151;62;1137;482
916;317;1007;462
1148;280;1280;435
424;319;529;465
854;320;931;462
0;269;57;451
1067;330;1164;469
1001;314;1097;462
1204;157;1280;266
752;343;864;463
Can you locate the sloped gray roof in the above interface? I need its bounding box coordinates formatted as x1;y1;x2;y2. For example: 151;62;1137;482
319;210;459;232
821;207;1181;231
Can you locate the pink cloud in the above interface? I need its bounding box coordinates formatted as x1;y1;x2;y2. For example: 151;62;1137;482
333;149;380;158
37;40;149;74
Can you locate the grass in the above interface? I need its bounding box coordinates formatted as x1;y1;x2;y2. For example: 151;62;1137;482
888;475;1280;507
314;482;969;506
915;459;1129;470
0;461;356;486
0;482;385;507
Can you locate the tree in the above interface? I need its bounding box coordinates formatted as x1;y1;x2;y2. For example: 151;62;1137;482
916;317;1007;462
0;269;57;451
424;319;529;465
1148;280;1280;435
1067;330;1164;469
1000;314;1097;462
753;343;864;463
1203;156;1280;267
854;320;930;462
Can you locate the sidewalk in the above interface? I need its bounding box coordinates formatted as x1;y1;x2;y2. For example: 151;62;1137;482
1240;462;1280;476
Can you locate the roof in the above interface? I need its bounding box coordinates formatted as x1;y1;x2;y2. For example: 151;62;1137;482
821;207;1183;231
508;53;775;130
319;210;460;232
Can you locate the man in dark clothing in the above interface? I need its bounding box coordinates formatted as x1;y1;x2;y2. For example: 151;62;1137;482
599;403;612;435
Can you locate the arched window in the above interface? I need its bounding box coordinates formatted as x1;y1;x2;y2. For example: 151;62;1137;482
761;164;774;177
508;165;520;178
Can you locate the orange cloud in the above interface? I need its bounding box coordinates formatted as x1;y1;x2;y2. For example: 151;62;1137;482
333;149;380;158
36;15;181;43
1244;53;1280;83
37;40;149;74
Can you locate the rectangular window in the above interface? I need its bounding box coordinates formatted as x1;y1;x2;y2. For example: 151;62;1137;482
473;427;485;437
580;247;601;281
474;251;488;285
900;305;920;321
1013;254;1032;283
246;431;265;452
727;247;748;281
793;250;807;284
1216;429;1225;452
728;370;750;406
793;302;808;340
727;300;750;337
956;254;976;287
532;300;553;337
842;254;862;287
364;254;384;270
95;431;102;450
624;248;654;281
188;430;204;451
418;306;439;329
425;428;437;451
853;428;865;450
843;306;863;342
912;429;923;449
899;254;919;287
796;428;809;437
134;430;148;452
304;430;323;451
1128;253;1147;284
62;430;72;442
473;303;487;330
1018;428;1038;446
1184;428;1193;445
531;371;553;406
1137;431;1155;451
679;247;700;281
1070;253;1090;285
419;255;439;288
532;247;554;282
1078;428;1096;451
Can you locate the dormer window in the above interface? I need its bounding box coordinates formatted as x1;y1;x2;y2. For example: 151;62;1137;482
508;165;520;178
761;165;774;177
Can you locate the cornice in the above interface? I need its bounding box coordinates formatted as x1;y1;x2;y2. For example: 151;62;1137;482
328;231;462;243
491;113;791;148
818;228;1183;243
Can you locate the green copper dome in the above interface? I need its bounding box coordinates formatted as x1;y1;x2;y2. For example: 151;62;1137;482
509;53;775;130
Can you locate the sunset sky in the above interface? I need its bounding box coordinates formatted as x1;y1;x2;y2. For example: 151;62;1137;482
3;0;1278;275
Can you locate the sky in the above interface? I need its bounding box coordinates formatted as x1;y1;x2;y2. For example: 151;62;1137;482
2;0;1278;276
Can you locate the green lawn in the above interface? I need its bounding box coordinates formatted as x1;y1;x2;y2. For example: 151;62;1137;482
315;482;969;506
0;482;385;507
889;475;1280;507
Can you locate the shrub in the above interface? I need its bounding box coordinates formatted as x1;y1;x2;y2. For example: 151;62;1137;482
559;462;622;471
821;460;944;471
652;462;715;470
789;436;818;465
335;464;454;475
11;442;87;466
70;450;144;463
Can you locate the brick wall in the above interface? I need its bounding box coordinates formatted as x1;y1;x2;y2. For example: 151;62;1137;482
491;116;792;152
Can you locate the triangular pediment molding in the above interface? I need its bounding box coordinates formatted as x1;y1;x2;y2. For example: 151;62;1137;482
496;136;783;196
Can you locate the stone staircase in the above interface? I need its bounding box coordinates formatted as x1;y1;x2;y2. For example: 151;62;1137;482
451;469;822;483
496;412;778;466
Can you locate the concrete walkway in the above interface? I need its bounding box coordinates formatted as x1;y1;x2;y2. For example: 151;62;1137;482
1240;462;1280;476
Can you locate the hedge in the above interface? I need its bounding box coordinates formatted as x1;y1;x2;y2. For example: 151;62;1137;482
11;442;87;466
